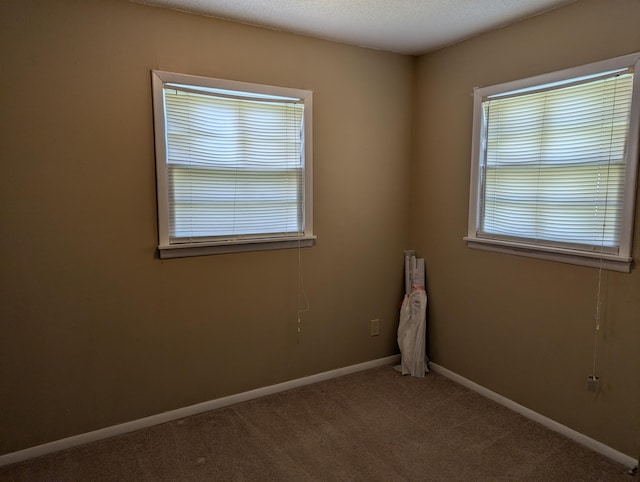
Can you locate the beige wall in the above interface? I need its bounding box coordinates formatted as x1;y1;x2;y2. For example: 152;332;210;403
413;0;640;457
0;0;413;453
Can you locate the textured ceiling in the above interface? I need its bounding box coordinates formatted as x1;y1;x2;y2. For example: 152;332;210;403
134;0;576;55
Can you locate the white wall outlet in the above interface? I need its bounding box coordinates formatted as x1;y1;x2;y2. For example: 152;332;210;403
370;319;380;336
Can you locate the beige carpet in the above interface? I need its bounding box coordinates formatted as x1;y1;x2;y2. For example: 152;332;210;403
0;365;635;481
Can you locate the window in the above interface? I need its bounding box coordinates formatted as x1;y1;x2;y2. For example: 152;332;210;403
466;53;640;272
152;70;314;258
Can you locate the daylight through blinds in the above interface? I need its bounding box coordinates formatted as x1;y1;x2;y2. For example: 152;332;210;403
479;72;634;253
163;86;305;242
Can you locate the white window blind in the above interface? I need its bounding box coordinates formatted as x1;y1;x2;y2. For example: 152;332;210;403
165;86;304;241
152;71;314;258
480;72;633;252
466;53;640;272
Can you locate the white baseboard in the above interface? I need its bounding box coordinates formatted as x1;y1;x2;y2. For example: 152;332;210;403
429;362;638;469
0;354;401;468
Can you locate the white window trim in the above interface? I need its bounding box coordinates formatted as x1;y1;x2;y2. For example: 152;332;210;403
465;52;640;273
151;70;315;259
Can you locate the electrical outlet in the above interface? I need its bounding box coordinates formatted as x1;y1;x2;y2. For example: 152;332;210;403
370;319;380;336
586;375;599;392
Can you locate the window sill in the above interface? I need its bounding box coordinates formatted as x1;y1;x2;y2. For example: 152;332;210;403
159;235;316;259
464;237;632;273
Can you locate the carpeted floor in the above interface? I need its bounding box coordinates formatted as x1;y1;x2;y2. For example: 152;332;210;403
0;365;635;481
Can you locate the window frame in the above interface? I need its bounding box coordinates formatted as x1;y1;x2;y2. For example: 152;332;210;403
151;70;315;259
465;53;640;273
